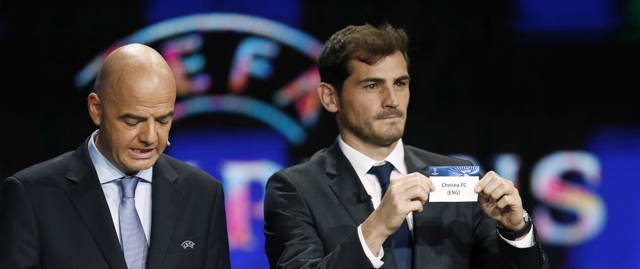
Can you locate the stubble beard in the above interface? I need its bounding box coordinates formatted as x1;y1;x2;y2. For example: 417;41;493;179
338;108;405;148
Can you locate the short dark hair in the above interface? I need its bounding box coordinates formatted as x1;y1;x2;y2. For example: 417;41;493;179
318;23;409;94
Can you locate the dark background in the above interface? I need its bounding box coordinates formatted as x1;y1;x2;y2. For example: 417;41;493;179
1;0;638;268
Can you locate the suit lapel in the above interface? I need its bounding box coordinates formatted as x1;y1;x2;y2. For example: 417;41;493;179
65;139;128;269
145;156;182;269
404;147;429;176
326;141;374;225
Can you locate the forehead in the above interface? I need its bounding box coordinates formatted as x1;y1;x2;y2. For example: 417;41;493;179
348;51;408;81
105;69;176;111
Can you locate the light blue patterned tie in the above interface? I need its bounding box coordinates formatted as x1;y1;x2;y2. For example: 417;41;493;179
119;176;148;269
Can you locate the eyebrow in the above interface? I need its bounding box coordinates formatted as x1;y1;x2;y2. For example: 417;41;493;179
157;111;175;119
118;111;174;121
357;77;385;85
357;75;411;85
395;75;411;82
119;113;147;121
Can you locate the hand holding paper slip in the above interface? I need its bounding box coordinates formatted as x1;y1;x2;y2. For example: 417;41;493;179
428;166;480;202
429;167;527;232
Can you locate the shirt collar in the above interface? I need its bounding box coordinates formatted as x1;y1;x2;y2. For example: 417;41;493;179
88;130;153;184
337;135;407;178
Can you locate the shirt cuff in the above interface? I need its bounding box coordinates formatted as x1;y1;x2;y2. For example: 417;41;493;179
498;225;536;248
357;225;384;268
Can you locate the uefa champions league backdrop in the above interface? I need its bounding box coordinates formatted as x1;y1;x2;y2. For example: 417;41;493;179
2;0;640;268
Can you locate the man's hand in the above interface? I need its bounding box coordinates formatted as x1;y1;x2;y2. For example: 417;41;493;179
361;172;435;255
474;171;526;236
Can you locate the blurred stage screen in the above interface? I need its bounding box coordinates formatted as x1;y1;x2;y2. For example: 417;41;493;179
165;128;288;267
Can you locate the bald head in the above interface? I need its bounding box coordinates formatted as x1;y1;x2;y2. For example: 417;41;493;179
94;43;176;99
88;43;177;175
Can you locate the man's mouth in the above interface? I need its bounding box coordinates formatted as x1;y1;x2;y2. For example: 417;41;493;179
376;109;404;120
129;148;155;158
380;115;400;119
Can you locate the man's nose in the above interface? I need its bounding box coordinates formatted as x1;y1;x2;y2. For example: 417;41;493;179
138;122;158;145
381;87;399;108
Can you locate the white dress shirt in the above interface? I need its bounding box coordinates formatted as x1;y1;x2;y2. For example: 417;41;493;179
88;130;153;244
337;136;534;268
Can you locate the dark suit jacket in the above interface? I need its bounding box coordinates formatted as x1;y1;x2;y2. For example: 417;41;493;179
0;138;231;269
264;141;548;269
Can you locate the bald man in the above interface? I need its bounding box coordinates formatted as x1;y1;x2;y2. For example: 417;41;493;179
0;44;231;269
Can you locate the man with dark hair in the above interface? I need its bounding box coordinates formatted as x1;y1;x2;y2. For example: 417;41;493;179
318;23;410;95
0;44;231;268
264;23;548;268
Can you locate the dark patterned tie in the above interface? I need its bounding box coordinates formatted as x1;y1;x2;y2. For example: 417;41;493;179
119;176;148;269
368;162;413;269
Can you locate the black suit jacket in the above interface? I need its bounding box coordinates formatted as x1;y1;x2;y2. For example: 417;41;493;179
264;141;548;269
0;138;231;268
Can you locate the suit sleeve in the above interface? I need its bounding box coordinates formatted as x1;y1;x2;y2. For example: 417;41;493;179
0;177;41;268
496;224;549;269
264;171;375;269
471;192;549;269
204;181;231;269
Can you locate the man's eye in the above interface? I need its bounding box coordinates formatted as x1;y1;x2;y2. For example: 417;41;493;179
125;121;139;126
159;120;170;125
365;84;377;89
396;81;407;87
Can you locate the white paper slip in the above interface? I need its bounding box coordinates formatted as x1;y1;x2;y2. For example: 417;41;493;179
428;166;480;202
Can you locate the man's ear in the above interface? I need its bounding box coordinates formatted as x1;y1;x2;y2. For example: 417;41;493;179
88;93;102;126
318;82;339;113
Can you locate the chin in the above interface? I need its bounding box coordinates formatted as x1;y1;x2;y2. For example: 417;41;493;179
366;133;401;147
126;160;157;172
379;126;404;138
379;131;404;145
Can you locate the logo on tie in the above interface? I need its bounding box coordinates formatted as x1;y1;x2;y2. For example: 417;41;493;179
181;240;195;249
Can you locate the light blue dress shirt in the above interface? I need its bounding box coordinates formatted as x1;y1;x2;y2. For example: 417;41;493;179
87;130;153;243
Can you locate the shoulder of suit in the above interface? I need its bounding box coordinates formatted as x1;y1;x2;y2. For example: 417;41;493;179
272;145;473;181
159;154;221;185
404;145;473;166
271;147;329;178
10;151;74;183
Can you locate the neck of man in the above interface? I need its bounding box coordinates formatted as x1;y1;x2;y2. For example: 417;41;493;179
94;133;137;176
340;131;399;162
